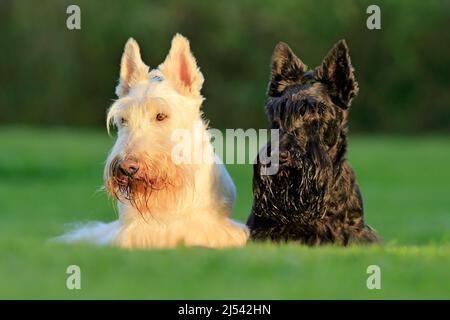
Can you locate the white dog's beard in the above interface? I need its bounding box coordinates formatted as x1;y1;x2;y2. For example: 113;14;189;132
105;155;187;213
108;176;168;213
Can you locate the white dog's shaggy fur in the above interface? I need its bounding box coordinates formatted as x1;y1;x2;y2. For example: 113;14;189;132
58;34;248;249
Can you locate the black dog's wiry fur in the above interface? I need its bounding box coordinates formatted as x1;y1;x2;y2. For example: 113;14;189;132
247;40;380;245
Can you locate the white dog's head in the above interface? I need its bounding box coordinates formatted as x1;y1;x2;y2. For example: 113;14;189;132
105;34;204;212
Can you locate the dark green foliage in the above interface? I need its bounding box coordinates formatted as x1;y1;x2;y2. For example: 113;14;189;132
0;0;449;132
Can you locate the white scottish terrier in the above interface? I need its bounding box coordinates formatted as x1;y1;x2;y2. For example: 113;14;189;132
59;34;248;249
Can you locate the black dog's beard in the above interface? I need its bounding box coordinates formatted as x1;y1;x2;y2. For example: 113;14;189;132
254;138;333;224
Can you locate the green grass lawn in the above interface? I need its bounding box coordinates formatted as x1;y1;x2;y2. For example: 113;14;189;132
0;127;449;299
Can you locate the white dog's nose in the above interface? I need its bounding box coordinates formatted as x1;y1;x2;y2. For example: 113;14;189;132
118;158;139;177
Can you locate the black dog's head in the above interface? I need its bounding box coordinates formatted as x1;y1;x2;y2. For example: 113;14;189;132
266;40;359;171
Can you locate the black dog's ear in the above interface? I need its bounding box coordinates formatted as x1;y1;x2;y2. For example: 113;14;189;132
268;42;308;97
316;39;359;109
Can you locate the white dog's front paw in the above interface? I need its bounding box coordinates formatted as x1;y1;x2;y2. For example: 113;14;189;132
226;219;249;247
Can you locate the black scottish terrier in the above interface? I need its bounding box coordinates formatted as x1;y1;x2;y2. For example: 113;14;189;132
247;40;379;245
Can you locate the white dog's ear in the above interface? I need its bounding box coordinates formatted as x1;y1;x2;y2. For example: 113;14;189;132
159;34;204;98
116;38;149;98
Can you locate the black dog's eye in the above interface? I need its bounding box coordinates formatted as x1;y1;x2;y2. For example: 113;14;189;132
156;113;167;121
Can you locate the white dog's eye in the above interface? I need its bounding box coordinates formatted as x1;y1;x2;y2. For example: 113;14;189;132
156;113;167;121
120;117;127;126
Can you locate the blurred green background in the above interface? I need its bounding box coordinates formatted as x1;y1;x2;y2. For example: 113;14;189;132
1;0;449;132
0;0;449;299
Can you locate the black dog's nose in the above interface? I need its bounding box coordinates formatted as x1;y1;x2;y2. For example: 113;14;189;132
118;159;139;177
279;151;290;163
